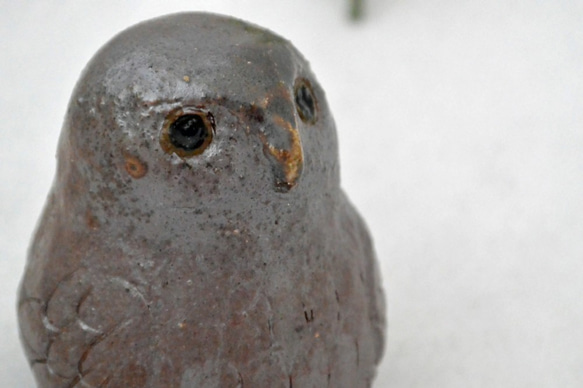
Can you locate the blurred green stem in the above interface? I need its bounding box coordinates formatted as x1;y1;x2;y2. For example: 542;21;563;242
351;0;364;20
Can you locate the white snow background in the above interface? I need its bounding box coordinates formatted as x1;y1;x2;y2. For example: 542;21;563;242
1;1;583;387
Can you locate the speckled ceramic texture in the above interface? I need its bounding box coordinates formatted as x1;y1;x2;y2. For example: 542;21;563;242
18;12;385;388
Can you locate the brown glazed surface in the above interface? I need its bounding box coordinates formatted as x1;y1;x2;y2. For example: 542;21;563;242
18;13;385;388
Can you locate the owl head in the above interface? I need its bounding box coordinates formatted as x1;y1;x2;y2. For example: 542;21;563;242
56;13;340;236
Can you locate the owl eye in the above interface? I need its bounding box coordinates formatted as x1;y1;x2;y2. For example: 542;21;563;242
161;109;214;157
294;78;318;124
170;115;209;151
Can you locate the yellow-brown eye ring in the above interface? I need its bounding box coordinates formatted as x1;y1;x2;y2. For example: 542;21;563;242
160;107;214;158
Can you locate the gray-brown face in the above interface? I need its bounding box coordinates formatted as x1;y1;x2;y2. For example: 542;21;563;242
62;13;340;219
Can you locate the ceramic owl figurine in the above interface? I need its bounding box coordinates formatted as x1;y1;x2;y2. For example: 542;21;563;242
18;13;385;388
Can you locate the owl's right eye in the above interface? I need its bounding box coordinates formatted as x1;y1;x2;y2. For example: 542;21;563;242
160;108;214;158
169;115;209;151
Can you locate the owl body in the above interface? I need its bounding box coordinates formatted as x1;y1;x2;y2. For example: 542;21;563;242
18;13;385;388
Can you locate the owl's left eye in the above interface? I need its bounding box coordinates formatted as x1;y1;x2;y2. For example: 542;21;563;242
294;78;318;124
160;108;214;158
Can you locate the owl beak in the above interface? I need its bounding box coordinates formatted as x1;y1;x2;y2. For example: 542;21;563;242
257;115;304;192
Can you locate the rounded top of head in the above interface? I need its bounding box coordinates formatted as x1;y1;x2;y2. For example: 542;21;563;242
77;12;305;105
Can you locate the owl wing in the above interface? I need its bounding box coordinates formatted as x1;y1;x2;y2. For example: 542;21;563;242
337;190;386;364
18;265;152;387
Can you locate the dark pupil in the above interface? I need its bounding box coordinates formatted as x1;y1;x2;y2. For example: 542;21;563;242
169;114;208;151
295;85;315;122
